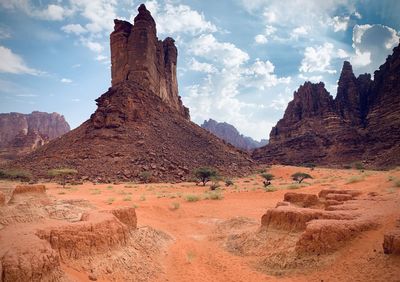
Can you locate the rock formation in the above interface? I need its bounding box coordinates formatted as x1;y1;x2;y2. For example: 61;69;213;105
201;119;268;151
4;4;254;182
253;43;400;168
110;4;188;118
0;111;70;162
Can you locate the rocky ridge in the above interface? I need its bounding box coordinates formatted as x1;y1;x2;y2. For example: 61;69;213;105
5;5;254;182
0;111;70;162
253;43;400;168
201;119;268;151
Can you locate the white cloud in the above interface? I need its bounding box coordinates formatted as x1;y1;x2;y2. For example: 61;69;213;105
189;34;249;68
189;58;217;73
254;25;276;44
0;46;41;75
350;24;400;74
298;73;324;83
353;11;362;19
81;40;104;53
62;24;87;35
328;16;350;32
61;78;72;83
141;1;216;35
95;54;108;61
0;1;69;21
290;26;309;39
254;34;268;44
245;59;291;90
299;43;337;74
71;98;80;102
0;26;11;39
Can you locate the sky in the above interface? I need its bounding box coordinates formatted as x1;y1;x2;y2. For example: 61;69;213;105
0;0;399;141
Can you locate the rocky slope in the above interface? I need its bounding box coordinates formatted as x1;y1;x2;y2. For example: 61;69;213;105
201;119;267;151
5;5;254;182
253;43;400;168
0;112;70;162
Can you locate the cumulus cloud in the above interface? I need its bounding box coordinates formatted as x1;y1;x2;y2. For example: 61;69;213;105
350;24;400;74
81;39;104;53
299;43;338;74
141;0;216;35
61;78;72;83
189;59;217;73
328;16;350;32
245;59;291;90
0;1;70;21
254;25;276;44
61;24;87;35
0;46;41;75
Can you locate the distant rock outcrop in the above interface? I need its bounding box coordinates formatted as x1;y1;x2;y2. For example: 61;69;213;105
201;119;268;151
0;112;70;162
253;43;400;168
5;4;254;182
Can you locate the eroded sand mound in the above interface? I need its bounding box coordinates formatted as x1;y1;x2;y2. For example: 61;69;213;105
223;189;384;275
0;185;171;282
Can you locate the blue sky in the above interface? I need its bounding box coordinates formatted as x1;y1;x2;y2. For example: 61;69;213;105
0;0;399;140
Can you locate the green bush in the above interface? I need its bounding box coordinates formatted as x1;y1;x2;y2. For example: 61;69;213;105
261;173;274;187
0;169;32;182
193;167;218;186
48;168;78;188
185;194;201;202
291;172;312;183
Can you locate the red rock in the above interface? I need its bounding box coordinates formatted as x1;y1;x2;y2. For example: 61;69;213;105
318;189;362;198
325;193;353;202
0;191;5;205
3;5;254;183
383;230;400;255
253;43;400;169
283;192;319;207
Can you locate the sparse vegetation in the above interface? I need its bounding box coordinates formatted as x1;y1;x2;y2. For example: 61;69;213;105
394;180;400;188
0;169;32;182
346;175;364;184
343;164;352;169
106;185;114;190
204;191;224;200
264;186;277;192
261;173;274;187
287;184;301;189
354;162;365;170
210;181;221;190
302;163;316;170
185;194;201;202
291;172;312;183
106;197;115;205
48;168;78;188
169;202;180;210
139;195;146;201
225;179;234;186
193;167;218;186
139;171;152;183
123;196;132;201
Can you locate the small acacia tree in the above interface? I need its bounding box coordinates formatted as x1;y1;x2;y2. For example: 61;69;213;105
261;173;274;187
48;168;78;188
291;172;312;183
193;167;218;186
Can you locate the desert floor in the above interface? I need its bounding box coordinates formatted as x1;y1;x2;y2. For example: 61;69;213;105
1;165;400;282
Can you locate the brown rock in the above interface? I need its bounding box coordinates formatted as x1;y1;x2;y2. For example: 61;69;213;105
325;193;353;202
253;43;400;168
13;185;46;195
4;6;254;183
261;206;354;232
318;189;361;198
283;192;319;207
383;231;400;255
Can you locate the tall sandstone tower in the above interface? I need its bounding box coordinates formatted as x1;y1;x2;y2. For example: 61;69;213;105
110;4;188;118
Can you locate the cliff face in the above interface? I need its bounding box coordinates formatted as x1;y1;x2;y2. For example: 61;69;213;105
253;44;400;168
6;4;254;182
201;119;267;151
0;111;70;162
110;5;188;119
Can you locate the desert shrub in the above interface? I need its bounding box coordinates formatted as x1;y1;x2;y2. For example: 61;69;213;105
170;202;180;210
48;168;77;188
204;190;224;200
210;181;221;190
139;195;146;201
0;169;32;182
185;194;201;202
123;196;132;201
354;162;365;170
302;163;316;170
346;175;364;184
291;172;312;183
264;186;277;192
225;179;234;186
343;164;352;169
193;167;218;186
394;180;400;188
261;173;274;187
106;197;115;205
139;171;152;183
